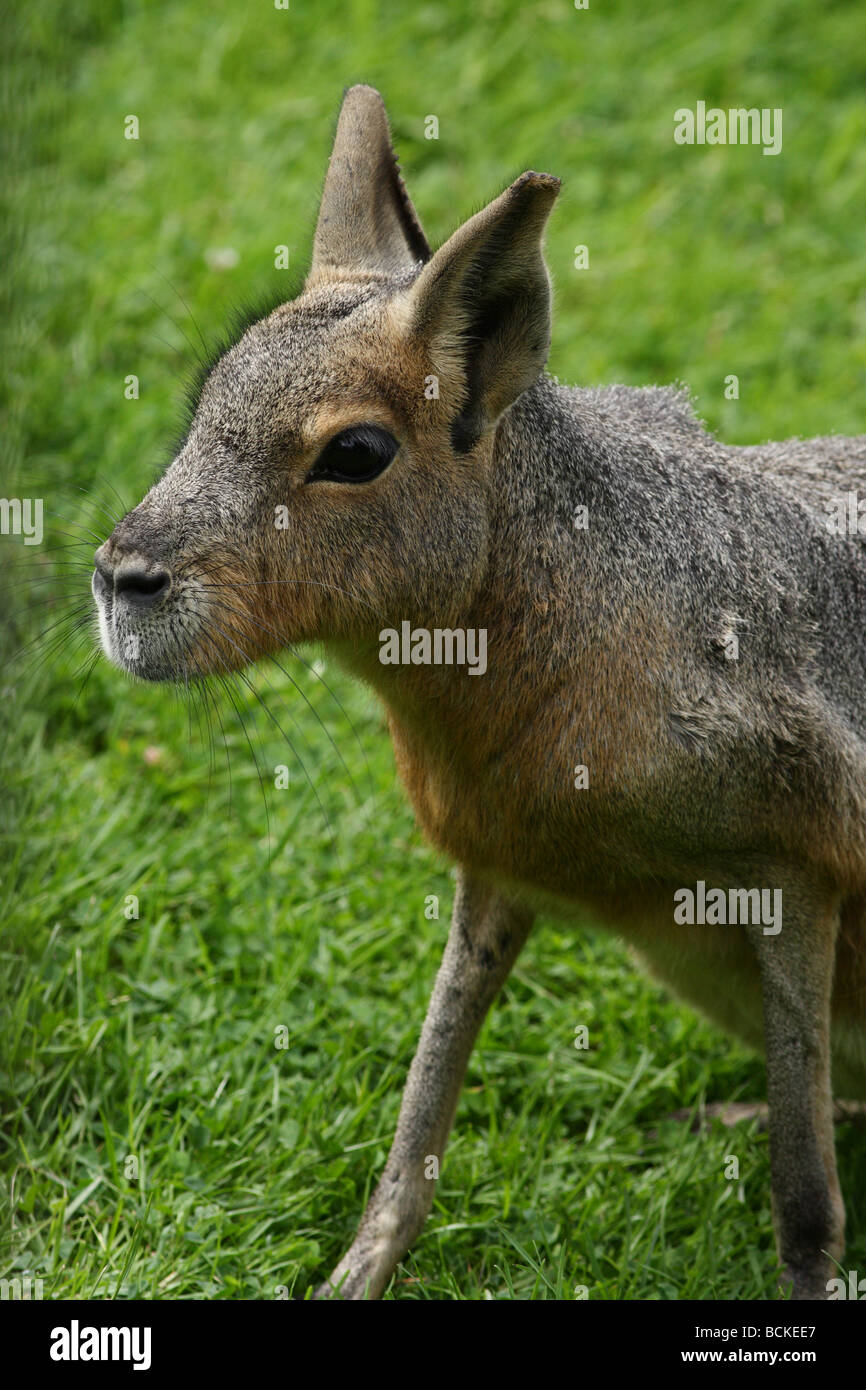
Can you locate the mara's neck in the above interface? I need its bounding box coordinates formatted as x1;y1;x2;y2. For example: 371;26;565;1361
332;376;591;770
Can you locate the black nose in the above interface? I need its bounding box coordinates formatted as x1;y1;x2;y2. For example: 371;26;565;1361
115;568;171;606
93;552;171;608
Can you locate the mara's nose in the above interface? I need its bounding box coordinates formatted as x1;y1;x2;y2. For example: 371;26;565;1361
93;548;171;608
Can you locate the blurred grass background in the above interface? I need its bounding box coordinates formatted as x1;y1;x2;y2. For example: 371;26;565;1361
2;0;865;1299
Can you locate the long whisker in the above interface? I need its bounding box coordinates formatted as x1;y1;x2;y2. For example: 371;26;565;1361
70;648;102;707
9;601;95;665
187;568;377;801
200;595;369;808
204;675;233;813
3;482;121;540
32;484;122;533
0;542;98;565
148;263;211;363
198;626;275;849
8;583;93;615
70;488;123;533
219;670;274;853
90;472;132;521
197;614;337;855
0;574;97;606
178;627;223;809
283;644;377;803
1;557;97;572
190;618;278;840
183;621;233;809
137;284;206;370
44;523;106;548
13;609;95;685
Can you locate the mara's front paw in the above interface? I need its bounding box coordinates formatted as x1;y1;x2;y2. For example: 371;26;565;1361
313;1255;382;1301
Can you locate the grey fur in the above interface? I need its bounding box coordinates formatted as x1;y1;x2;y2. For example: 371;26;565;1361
92;85;865;1300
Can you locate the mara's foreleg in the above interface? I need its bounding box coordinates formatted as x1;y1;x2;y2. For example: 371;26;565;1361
749;878;845;1300
316;872;534;1300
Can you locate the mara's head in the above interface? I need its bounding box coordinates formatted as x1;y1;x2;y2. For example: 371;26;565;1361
92;85;560;683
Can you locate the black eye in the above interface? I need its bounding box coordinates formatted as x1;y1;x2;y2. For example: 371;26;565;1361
306;424;399;484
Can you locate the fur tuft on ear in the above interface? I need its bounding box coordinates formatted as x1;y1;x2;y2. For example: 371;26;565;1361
309;84;430;283
405;171;561;450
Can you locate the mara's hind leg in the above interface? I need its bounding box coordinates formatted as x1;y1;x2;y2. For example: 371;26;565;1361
831;893;866;1099
748;877;845;1300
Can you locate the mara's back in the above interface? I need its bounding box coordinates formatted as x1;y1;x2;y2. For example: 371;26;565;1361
499;377;866;773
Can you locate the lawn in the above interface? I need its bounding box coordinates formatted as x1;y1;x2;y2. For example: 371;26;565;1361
2;0;865;1299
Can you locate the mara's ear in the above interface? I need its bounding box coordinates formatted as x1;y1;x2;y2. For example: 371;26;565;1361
404;171;560;450
308;84;430;282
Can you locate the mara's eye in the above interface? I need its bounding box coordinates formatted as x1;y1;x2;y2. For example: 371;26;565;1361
306;424;399;484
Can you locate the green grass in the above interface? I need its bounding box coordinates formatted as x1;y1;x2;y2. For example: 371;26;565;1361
2;0;866;1300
